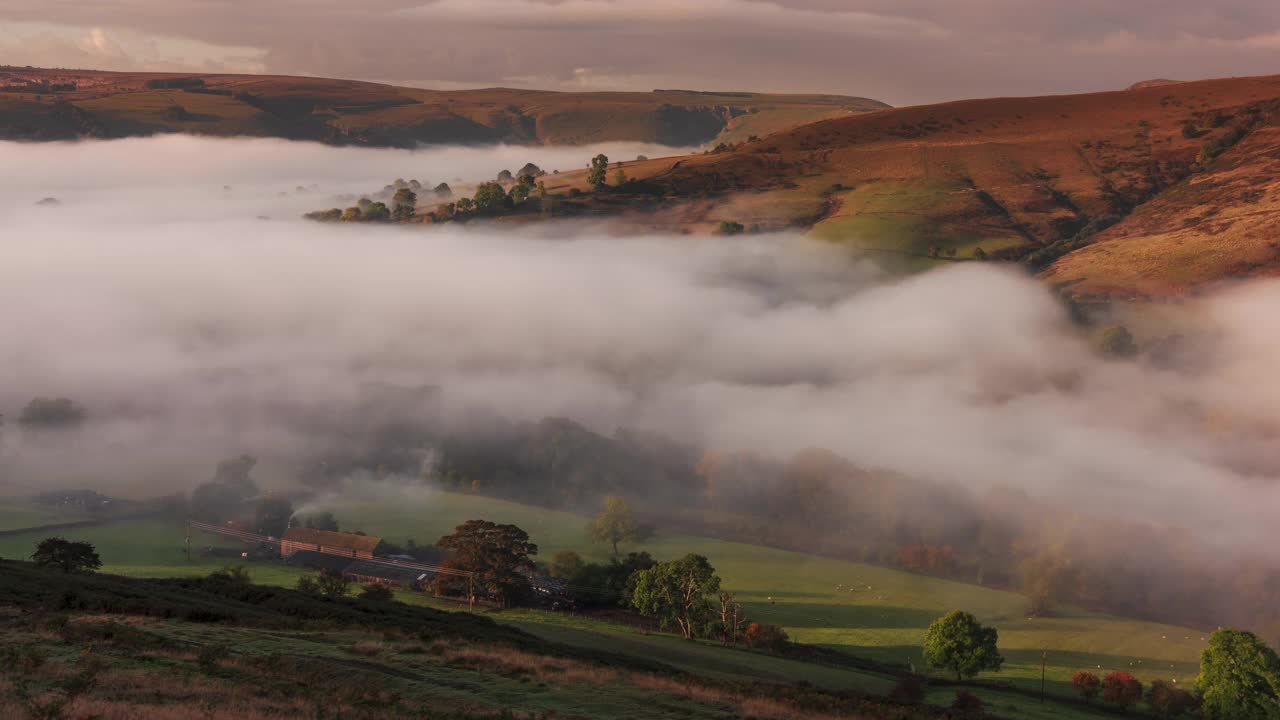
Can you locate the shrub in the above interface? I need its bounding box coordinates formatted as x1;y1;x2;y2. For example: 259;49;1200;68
360;583;394;602
1148;679;1197;718
716;220;745;236
197;643;230;670
1071;670;1101;702
1103;671;1143;710
951;690;984;715
207;565;251;584
888;675;925;704
742;622;789;652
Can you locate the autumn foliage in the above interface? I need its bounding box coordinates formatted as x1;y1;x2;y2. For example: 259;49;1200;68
1102;671;1143;709
1070;670;1101;702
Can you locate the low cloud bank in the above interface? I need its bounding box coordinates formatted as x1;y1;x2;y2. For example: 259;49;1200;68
0;136;1278;554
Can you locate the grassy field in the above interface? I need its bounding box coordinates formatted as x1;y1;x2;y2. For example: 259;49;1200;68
0;502;87;532
0;491;1205;719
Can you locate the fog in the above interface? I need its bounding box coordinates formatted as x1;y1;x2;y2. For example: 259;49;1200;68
1;135;1278;554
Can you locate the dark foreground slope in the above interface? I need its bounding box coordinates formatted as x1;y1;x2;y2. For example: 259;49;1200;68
0;67;887;147
0;560;954;720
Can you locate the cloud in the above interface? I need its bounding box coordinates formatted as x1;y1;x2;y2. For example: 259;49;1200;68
2;1;1279;103
4;136;1280;553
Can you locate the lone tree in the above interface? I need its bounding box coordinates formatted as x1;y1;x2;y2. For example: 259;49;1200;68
922;610;1004;680
1102;671;1143;710
587;154;609;190
1196;628;1280;720
586;495;646;557
1070;670;1102;703
437;520;538;607
32;537;102;574
631;553;720;640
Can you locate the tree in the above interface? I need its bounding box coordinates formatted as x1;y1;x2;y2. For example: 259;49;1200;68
587;495;645;557
437;520;538;607
587;154;609;190
433;182;453;198
516;162;545;180
316;569;351;599
31;537;102;574
1148;679;1198;718
1102;671;1143;710
472;182;511;213
1071;670;1102;703
549;550;584;579
252;497;294;537
1098;325;1137;358
339;206;362;222
972;247;987;260
360;583;394;602
1021;547;1077;616
455;197;474;213
497;169;515;184
719;591;746;646
510;183;530;204
190;455;259;523
613;168;628;186
716;220;745;236
303;511;339;532
1196;628;1280;720
922;610;1004;680
631;553;720;640
392;187;417;221
364;201;391;222
18;397;86;428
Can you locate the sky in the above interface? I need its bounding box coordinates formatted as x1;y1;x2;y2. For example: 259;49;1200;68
1;1;1279;105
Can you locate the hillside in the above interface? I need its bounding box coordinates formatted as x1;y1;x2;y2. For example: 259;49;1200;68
0;67;887;147
534;73;1280;286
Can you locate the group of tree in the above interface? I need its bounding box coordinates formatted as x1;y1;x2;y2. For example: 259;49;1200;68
16;396;87;428
1065;628;1280;718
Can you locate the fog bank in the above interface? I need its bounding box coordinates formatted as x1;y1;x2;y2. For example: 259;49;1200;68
1;136;1278;552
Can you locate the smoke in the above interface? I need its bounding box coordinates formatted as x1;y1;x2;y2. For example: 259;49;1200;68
0;135;1278;554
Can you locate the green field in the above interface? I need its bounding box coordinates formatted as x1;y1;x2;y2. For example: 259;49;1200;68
0;491;1207;719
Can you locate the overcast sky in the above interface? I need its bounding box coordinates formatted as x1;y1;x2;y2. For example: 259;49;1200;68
2;1;1279;105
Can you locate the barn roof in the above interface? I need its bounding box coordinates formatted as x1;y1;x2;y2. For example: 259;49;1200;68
282;527;381;553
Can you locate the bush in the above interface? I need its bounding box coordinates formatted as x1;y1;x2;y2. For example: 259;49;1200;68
888;675;925;704
951;690;984;715
1103;671;1143;710
359;583;394;602
716;220;745;236
743;622;789;652
1071;670;1101;702
207;565;251;584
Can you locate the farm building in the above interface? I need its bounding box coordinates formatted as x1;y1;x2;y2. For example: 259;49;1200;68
280;527;380;559
285;550;356;574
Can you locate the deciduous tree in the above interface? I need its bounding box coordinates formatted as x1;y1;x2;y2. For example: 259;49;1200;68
1102;671;1142;710
587;495;646;557
437;520;538;607
1196;628;1280;720
587;154;609;190
922;610;1004;680
31;537;102;574
1071;670;1101;703
631;554;720;640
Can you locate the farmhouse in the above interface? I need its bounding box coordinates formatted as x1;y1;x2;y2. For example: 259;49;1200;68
280;527;380;559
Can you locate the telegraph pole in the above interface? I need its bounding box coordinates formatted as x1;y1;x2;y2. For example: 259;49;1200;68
1040;650;1047;703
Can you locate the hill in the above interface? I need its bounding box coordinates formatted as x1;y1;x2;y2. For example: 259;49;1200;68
0;67;888;147
531;73;1280;286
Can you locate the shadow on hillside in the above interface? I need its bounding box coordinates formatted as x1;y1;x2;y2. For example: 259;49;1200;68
748;602;938;629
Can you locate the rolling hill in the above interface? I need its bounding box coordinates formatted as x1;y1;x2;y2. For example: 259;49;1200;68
0;66;887;147
536;73;1280;291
